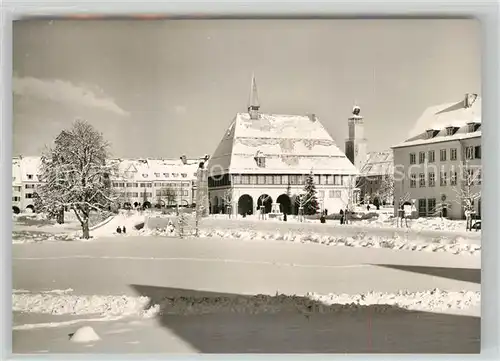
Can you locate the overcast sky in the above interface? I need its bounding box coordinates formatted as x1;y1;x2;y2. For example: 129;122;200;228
13;19;480;158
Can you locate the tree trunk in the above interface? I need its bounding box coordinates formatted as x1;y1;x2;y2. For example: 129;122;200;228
81;219;90;239
57;207;65;224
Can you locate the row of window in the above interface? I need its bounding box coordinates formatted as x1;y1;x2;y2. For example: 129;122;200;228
118;190;191;197
112;182;192;188
418;198;437;217
409;146;481;165
409;170;482;188
209;174;352;187
133;172;192;179
12;196;21;202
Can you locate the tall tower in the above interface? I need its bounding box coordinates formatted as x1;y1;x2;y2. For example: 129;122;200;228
247;74;260;120
345;105;368;172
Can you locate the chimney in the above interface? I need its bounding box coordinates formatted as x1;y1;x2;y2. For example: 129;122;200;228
180;155;187;165
464;93;478;108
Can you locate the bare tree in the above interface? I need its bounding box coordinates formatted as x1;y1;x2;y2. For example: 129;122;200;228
37;120;118;239
453;163;481;230
377;173;395;206
294;193;316;222
220;189;233;217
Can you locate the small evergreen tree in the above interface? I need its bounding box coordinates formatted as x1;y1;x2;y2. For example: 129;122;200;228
303;171;319;215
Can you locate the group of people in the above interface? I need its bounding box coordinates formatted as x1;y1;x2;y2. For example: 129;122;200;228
115;226;127;234
339;209;350;225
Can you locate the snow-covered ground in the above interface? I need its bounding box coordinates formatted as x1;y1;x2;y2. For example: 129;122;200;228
12;235;480;353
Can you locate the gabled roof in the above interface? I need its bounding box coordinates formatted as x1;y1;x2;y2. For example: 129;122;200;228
207;112;358;176
393;94;482;149
359;151;394;176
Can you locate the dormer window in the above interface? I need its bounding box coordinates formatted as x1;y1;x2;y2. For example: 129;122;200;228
254;150;266;168
154;172;160;177
172;173;179;177
181;173;187;178
142;173;148;178
466;122;479;133
27;174;33;180
446;126;458;136
163;173;169;178
425;129;439;139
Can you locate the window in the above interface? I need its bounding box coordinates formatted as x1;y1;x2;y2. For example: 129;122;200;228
418;199;427;217
142;173;149;178
328;190;335;198
326;175;334;185
154;173;160;177
466;146;474;160
446;127;456;136
133;183;138;187
419;152;425;164
428;150;435;163
450;172;457;186
25;184;35;189
249;175;256;185
182;182;190;187
241;175;249;184
181;173;187;178
320;175;327;185
334;175;341;185
428;172;435;187
427;198;436;215
281;175;289;185
172;173;179;177
13;186;21;192
474;146;481;159
314;175;320;184
410;153;416;165
27;174;33;180
233;175;241;184
266;175;273;185
183;190;189;196
319;190;325;198
419;173;426;187
163;173;169;178
450;148;457;161
335;190;342;198
297;175;304;185
341;175;348;186
139;183;146;188
12;176;16;181
147;192;152;197
12;196;21;202
25;193;34;199
476;169;482;185
146;183;152;188
273;175;281;185
440;172;447;186
257;175;265;185
440;149;446;161
126;183;134;187
410;174;417;188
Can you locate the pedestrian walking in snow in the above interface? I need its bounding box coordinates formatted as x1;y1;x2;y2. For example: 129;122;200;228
122;226;126;234
339;209;344;225
116;226;122;234
344;208;349;224
283;212;287;222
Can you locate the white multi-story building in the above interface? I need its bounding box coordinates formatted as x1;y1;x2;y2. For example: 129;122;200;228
206;75;358;216
11;155;204;212
392;93;481;220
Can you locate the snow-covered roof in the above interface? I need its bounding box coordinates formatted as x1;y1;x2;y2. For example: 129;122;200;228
359;151;394;176
207;112;358;176
13;156;200;183
407;94;481;139
393;94;481;149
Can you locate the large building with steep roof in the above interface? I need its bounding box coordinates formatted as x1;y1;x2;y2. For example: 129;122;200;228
206;75;358;216
391;93;481;220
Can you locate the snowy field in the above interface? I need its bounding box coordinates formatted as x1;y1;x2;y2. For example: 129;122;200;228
11;211;481;353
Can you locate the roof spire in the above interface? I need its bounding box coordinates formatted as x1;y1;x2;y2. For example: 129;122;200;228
248;73;260;111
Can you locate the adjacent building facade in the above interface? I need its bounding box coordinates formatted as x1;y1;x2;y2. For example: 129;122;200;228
206;75;358;216
392;93;481;220
12;155;204;212
358;150;394;205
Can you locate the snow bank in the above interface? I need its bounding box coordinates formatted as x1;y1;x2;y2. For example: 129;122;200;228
139;228;481;256
13;289;480;318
